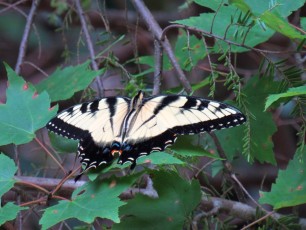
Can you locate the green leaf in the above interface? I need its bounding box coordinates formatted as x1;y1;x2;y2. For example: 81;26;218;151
301;17;306;31
176;0;305;52
215;124;246;161
0;202;28;226
175;2;273;52
194;0;224;11
231;0;306;39
265;85;306;110
217;76;279;164
49;132;78;153
0;64;57;145
138;151;184;165
113;171;201;230
36;61;104;102
229;0;251;12
171;136;223;159
259;148;306;209
39;175;139;230
260;11;305;40
0;154;17;201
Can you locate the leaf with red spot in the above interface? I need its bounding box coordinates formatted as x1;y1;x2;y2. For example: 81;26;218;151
39;174;139;230
113;171;201;230
0;64;57;145
259;148;306;209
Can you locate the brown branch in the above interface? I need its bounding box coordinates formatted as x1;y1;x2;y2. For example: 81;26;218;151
130;0;192;94
153;39;162;95
14;0;40;75
75;0;104;97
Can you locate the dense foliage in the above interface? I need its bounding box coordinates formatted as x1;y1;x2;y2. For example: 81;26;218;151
0;0;305;229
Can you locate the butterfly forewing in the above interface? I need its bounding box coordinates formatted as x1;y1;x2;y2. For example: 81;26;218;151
126;95;245;142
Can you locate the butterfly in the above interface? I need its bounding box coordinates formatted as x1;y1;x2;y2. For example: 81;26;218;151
47;91;246;176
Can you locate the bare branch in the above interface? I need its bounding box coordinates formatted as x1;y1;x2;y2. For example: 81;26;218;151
75;0;104;97
15;0;40;74
131;0;192;94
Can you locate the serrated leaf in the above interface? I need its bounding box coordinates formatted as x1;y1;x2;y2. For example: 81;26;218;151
0;154;17;201
0;202;28;226
217;76;279;164
176;0;305;52
175;4;273;53
36;61;104;102
265;85;306;110
259;148;306;209
113;171;201;230
0;64;57;145
39;175;139;230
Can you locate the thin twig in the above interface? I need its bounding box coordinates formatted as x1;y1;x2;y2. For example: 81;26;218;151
15;0;40;75
241;211;275;230
75;0;104;97
23;61;49;77
131;0;192;94
50;166;81;196
0;0;26;15
209;133;246;202
15;180;49;194
34;137;66;174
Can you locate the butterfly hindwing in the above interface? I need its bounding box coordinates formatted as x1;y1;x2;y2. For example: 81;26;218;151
78;135;114;171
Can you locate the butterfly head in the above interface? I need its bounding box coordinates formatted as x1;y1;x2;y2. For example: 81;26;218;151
131;90;144;110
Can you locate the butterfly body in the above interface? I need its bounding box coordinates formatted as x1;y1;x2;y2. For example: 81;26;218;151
47;91;246;175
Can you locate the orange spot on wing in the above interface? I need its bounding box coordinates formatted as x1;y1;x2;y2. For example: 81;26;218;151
111;150;122;156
